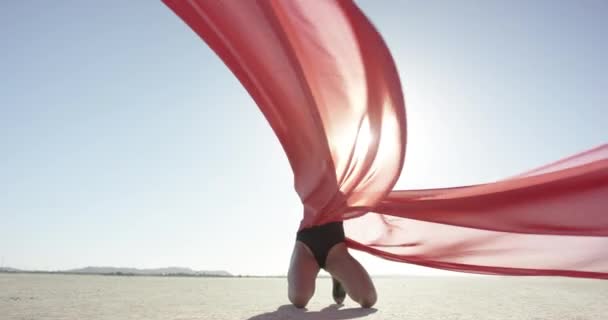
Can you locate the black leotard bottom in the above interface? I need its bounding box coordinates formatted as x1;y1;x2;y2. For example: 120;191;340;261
296;221;345;269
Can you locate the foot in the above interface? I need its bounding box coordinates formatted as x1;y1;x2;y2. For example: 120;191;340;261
332;276;346;304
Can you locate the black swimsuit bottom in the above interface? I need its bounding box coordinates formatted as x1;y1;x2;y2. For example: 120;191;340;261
296;221;345;269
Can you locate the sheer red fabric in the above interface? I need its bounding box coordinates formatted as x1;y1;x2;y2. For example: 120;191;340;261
163;0;608;278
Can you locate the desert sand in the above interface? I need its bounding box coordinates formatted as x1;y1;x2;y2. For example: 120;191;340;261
1;273;607;319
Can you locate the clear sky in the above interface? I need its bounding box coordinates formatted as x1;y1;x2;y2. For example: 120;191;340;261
1;1;606;276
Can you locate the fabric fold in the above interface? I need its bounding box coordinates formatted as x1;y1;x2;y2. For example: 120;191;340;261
163;0;608;278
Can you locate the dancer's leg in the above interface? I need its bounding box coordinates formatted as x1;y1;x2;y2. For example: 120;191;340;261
287;241;320;308
325;243;377;308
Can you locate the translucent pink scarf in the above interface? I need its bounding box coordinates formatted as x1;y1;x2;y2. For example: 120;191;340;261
163;0;608;279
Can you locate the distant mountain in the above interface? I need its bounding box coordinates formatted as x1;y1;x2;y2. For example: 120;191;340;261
67;266;232;277
0;266;231;277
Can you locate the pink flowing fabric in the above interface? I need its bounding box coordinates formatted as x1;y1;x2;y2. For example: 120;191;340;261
163;0;608;279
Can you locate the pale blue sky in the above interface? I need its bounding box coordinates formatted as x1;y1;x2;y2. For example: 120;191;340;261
1;1;606;275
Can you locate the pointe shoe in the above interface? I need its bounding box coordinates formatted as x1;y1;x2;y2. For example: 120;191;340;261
332;277;346;304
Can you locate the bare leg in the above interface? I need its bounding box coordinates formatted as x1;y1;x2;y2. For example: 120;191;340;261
325;243;377;308
287;241;320;308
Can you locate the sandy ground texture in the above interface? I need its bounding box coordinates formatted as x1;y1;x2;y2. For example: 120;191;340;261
1;273;607;320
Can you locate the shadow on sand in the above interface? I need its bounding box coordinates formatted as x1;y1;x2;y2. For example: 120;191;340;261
247;304;377;320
